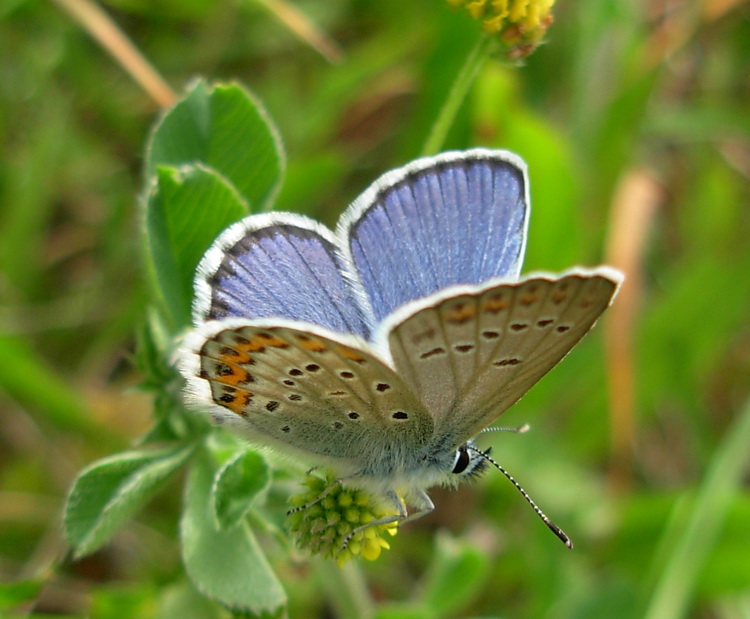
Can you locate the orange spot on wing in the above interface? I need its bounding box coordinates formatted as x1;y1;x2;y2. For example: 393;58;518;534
212;362;254;387
483;296;509;314
446;304;475;325
233;352;254;364
234;337;268;353
336;346;366;363
213;386;253;416
201;340;255;365
255;332;290;348
224;389;253;416
225;332;290;354
298;336;328;352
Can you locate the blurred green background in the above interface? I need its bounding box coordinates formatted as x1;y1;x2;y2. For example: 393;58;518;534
1;0;749;617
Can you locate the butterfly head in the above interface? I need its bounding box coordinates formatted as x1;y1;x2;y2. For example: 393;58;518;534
351;438;492;496
449;442;491;482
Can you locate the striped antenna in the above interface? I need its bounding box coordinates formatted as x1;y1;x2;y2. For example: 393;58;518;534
467;444;573;549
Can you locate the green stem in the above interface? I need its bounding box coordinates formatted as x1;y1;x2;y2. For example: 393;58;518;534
642;395;750;619
420;35;493;157
315;558;374;619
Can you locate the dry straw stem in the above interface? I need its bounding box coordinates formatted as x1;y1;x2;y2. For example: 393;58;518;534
645;0;745;68
51;0;177;108
253;0;344;64
702;0;747;20
604;169;663;492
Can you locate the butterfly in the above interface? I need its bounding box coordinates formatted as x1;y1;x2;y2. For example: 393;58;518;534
178;148;622;548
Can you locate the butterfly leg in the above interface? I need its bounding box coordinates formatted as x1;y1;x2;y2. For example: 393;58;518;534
341;490;408;550
286;478;344;515
398;487;436;526
341;488;436;550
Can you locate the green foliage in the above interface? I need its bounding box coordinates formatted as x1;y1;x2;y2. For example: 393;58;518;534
0;334;99;436
2;0;749;617
146;80;285;213
0;581;42;611
181;450;286;615
144;164;248;328
64;444;194;557
211;449;270;530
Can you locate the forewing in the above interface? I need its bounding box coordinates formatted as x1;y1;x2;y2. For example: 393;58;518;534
193;213;370;338
338;149;529;323
383;268;622;448
179;318;433;469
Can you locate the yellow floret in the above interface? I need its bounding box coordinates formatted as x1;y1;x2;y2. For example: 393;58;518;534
446;0;556;59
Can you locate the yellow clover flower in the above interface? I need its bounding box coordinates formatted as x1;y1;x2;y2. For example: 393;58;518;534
446;0;556;59
287;473;399;565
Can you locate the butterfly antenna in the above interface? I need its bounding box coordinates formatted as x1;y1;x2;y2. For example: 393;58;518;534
467;445;573;549
481;423;531;435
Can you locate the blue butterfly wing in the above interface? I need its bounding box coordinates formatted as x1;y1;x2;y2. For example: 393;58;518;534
339;149;529;323
193;213;371;338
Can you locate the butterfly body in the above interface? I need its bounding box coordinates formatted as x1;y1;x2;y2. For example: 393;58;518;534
178;149;622;537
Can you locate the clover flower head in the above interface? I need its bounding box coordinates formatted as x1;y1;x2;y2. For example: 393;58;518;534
447;0;556;60
287;473;399;565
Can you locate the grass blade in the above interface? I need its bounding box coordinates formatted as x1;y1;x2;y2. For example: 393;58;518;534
643;396;750;619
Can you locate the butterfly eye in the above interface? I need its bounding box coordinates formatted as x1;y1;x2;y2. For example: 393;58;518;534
451;445;471;474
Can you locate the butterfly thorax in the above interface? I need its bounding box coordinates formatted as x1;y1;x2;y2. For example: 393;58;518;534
342;439;489;498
